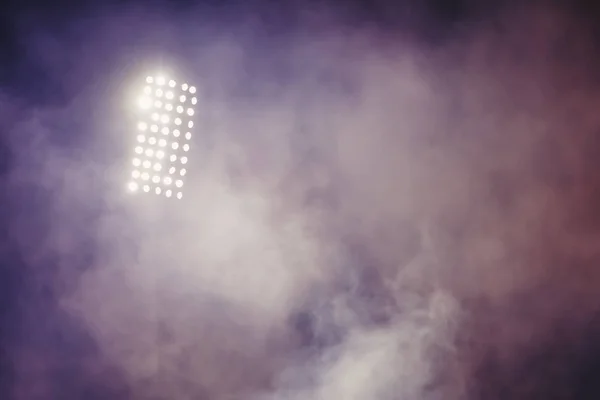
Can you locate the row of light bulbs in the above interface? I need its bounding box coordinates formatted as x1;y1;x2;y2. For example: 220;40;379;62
146;76;196;93
137;124;193;137
131;161;187;175
133;154;188;166
135;140;190;152
132;171;184;187
142;87;197;104
128;181;183;199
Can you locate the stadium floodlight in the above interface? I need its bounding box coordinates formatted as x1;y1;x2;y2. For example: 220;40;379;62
128;73;197;200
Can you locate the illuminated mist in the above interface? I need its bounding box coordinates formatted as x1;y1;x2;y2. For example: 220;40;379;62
4;3;600;399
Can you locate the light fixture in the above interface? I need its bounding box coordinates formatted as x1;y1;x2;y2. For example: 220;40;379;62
129;73;195;199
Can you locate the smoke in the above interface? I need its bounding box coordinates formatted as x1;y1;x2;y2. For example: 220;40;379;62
5;2;600;399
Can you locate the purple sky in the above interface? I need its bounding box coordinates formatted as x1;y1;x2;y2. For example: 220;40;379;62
2;1;600;399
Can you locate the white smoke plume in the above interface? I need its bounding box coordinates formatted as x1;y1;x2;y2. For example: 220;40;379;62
4;2;600;399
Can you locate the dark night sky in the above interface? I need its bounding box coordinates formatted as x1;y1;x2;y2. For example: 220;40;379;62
2;1;600;399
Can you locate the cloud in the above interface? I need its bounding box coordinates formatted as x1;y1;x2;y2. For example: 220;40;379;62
5;2;600;399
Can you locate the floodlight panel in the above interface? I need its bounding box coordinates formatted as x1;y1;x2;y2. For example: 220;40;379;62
128;74;196;199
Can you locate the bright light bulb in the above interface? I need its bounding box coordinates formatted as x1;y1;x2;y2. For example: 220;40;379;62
187;108;194;116
161;127;169;135
176;192;183;199
152;175;160;183
170;154;177;162
189;86;196;94
132;170;141;178
175;180;183;188
156;89;163;97
156;76;165;85
181;83;189;91
153;163;161;171
151;113;159;121
145;148;154;157
176;106;183;113
179;95;186;103
160;115;169;123
156;150;165;159
165;103;173;111
154;100;163;108
128;182;138;191
143;86;152;95
148;137;156;145
175;118;182;126
146;76;153;83
143;160;151;168
143;185;150;192
185;132;191;140
137;122;147;131
151;125;159;132
137;134;146;143
166;190;172;198
183;144;190;152
168;80;176;88
141;172;149;180
173;129;180;137
164;177;172;185
159;139;166;147
188;121;194;128
166;91;174;100
172;142;179;150
181;157;188;164
133;158;141;166
180;169;186;176
169;167;176;174
156;187;162;194
191;97;197;105
135;146;143;154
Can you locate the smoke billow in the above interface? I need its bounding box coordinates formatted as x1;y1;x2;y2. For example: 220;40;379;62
5;2;600;399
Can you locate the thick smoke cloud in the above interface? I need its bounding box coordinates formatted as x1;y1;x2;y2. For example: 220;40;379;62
4;2;600;399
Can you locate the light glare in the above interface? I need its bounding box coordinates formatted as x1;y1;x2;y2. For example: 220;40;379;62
138;97;151;109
